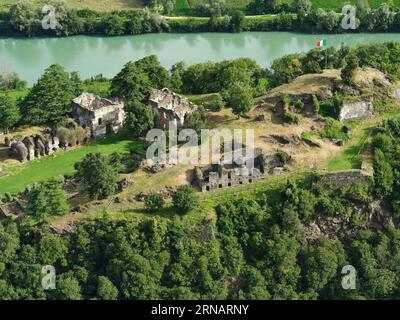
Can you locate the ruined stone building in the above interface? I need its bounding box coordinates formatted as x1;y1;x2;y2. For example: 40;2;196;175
72;93;125;138
194;148;285;192
148;88;198;130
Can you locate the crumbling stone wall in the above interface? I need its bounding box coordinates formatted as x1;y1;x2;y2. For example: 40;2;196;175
194;150;285;192
149;88;198;129
319;170;371;189
72;93;125;139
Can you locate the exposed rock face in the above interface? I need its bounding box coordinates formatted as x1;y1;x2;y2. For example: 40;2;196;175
72;92;125;139
22;137;35;160
10;141;28;162
8;133;64;163
148;88;198;129
389;82;400;99
370;201;394;230
34;135;46;157
339;99;374;122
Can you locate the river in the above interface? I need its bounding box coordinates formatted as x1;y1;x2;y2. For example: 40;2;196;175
1;32;400;86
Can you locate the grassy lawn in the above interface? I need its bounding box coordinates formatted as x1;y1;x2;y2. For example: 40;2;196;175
327;112;400;172
0;130;147;195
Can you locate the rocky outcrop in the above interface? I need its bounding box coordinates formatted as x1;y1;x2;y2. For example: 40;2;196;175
10;141;28;162
339;98;374;122
8;133;64;163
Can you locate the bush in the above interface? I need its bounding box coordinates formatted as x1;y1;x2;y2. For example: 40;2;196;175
144;193;165;212
321;118;348;141
282;110;299;124
172;185;198;214
209;93;225;112
294;99;304;113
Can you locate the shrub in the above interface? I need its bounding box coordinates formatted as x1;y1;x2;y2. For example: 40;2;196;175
283;110;299;124
294;99;304;113
144;193;165;212
172;185;198;214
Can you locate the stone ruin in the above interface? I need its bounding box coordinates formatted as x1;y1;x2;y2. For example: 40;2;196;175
72;92;125;139
6;133;60;163
148;88;198;130
318;169;371;189
194;147;286;192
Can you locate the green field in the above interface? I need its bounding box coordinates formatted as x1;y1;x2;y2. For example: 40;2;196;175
2;0;399;13
0;0;144;12
312;0;400;11
0;130;147;195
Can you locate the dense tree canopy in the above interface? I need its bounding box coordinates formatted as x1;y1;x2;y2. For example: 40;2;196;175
20;64;82;125
75;153;118;199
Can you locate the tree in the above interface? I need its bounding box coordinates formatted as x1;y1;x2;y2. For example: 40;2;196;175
52;273;82;300
38;232;68;266
170;61;186;92
101;12;125;36
0;95;20;133
134;55;170;89
172;185;198;214
341;55;359;85
20;64;82;124
0;68;27;90
271;54;303;84
9;0;39;37
26;178;69;221
302;237;344;292
0;221;20;272
373;149;394;199
124;99;154;137
230;10;245;33
182;110;206;135
75;153;118;199
110;62;152;101
294;0;312;13
144;193;165;212
224;82;253;117
97;276;118;300
357;0;370;19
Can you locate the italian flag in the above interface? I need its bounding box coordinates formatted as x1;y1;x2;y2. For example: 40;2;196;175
316;39;327;47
